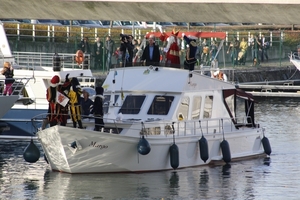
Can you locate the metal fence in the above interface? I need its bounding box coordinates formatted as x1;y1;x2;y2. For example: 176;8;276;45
4;23;148;43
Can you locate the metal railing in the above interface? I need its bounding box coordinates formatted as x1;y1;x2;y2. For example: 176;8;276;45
0;77;32;96
30;112;256;136
4;23;146;43
12;51;91;70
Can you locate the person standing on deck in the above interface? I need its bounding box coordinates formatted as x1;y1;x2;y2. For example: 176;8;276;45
164;29;181;68
141;34;160;66
91;86;104;131
46;75;60;127
68;77;83;128
183;34;197;71
1;62;14;95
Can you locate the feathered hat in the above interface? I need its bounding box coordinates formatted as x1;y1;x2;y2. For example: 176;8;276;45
50;75;60;87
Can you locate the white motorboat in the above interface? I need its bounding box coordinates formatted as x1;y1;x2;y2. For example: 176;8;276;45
34;65;271;173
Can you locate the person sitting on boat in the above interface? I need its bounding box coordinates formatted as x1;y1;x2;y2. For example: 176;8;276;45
213;70;228;82
183;34;198;71
46;75;60;127
68;77;83;128
81;89;93;118
91;86;104;131
164;29;181;68
1;62;15;95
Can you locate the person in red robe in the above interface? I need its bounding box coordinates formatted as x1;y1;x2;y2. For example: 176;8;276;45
165;30;181;68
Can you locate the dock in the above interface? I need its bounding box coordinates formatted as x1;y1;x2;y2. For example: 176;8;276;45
237;79;300;97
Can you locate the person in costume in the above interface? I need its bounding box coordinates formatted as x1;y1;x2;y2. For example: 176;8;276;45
91;86;104;131
164;29;181;68
68;77;83;128
46;75;60;127
56;74;71;126
183;34;198;71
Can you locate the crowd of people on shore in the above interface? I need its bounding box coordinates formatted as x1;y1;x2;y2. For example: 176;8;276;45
77;31;271;72
76;30;216;71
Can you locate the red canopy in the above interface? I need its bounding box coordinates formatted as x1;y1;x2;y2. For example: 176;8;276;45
146;31;226;41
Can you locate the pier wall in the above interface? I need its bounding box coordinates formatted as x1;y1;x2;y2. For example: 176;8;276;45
234;66;300;83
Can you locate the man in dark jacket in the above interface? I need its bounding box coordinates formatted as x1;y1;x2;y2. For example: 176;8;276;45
93;37;103;70
91;86;104;131
141;35;160;66
120;34;134;67
78;37;91;69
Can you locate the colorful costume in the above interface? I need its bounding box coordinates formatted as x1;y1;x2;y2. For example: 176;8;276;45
183;35;197;71
68;77;83;128
165;30;180;68
46;75;60;127
56;74;71;126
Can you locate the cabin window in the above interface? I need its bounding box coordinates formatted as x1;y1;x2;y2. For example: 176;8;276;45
103;94;119;114
191;96;202;120
147;96;174;115
176;96;190;120
119;95;146;114
203;95;213;118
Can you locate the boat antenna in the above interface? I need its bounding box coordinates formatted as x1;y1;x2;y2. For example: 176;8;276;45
120;49;128;101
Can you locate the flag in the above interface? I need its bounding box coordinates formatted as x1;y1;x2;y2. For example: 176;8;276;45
56;91;69;107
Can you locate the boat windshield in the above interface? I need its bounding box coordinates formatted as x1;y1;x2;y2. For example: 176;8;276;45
147;96;174;115
103;94;119;114
119;95;146;114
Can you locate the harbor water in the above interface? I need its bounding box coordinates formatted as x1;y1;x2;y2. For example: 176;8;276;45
0;97;300;200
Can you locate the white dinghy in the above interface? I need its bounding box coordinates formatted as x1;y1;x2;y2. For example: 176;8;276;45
33;65;271;173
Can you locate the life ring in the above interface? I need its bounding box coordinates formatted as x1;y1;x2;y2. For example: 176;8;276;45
75;50;84;65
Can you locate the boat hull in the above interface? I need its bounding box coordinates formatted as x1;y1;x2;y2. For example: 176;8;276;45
38;125;265;173
1;108;46;135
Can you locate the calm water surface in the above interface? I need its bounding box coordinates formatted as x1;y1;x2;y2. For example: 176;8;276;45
1;98;300;200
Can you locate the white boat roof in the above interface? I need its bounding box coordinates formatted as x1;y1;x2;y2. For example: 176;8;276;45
103;67;235;93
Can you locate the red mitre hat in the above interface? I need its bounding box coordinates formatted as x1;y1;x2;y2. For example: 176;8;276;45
171;29;179;37
50;75;60;87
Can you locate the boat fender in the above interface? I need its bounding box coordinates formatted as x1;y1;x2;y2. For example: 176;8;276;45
23;139;40;163
261;136;272;156
169;143;179;170
199;136;209;163
220;140;231;163
75;50;84;65
137;136;151;155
